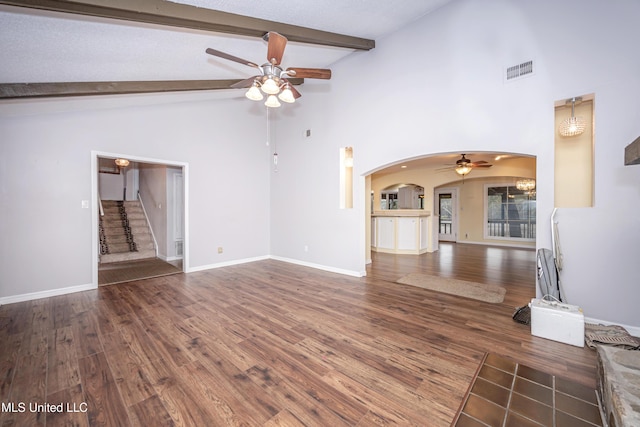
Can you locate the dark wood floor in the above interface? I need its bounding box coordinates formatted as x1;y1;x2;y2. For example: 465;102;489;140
0;243;596;426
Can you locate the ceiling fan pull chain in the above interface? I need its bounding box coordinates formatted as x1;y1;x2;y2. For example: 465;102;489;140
267;107;279;172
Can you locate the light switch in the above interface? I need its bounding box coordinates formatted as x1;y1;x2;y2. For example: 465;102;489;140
81;200;89;209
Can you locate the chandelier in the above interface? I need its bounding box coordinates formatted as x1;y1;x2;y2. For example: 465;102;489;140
516;178;536;192
244;64;296;108
558;97;586;137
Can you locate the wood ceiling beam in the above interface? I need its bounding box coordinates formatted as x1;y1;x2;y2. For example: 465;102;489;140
0;78;304;99
0;0;375;51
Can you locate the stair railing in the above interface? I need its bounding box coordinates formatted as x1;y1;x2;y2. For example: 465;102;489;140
98;193;105;259
137;191;159;258
98;193;104;217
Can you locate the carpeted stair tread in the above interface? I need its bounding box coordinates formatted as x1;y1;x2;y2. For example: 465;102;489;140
107;243;133;253
99;199;156;264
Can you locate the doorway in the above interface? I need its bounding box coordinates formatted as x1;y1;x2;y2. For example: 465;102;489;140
435;187;458;242
92;151;188;287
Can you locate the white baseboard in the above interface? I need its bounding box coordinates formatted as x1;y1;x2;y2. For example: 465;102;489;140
0;283;96;306
185;255;270;273
585;317;640;338
269;255;366;277
187;254;365;278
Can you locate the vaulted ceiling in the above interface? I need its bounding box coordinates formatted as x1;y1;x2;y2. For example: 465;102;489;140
0;0;453;98
0;0;534;174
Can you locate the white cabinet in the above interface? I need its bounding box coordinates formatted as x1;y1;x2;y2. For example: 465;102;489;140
397;218;417;250
372;212;435;254
377;217;395;249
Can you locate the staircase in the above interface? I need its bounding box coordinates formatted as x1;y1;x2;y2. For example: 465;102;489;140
99;200;156;263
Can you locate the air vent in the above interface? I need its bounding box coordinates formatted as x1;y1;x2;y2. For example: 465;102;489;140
505;60;534;82
175;240;183;256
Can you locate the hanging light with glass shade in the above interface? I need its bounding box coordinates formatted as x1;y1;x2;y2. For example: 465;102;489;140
516;178;536;192
455;164;472;176
558;97;586;137
244;80;263;101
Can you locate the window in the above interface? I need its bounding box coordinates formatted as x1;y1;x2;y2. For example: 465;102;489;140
380;192;398;210
485;185;536;241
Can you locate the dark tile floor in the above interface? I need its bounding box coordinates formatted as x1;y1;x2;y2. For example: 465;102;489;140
453;353;603;427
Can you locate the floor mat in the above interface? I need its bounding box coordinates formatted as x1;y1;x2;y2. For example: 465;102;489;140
397;273;506;303
99;257;182;285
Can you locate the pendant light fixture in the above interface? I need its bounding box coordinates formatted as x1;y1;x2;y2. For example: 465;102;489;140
516;178;536;192
558;97;586;137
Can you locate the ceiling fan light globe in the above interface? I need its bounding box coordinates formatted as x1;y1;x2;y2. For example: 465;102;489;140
455;165;472;176
261;77;280;95
265;95;281;108
278;87;295;103
245;85;263;101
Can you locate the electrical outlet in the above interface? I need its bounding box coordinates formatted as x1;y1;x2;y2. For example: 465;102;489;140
217;247;223;254
304;245;309;252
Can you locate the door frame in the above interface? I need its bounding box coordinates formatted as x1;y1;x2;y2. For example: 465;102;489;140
91;151;189;287
435;187;459;242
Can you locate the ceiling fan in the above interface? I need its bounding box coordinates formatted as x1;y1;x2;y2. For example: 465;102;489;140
205;32;332;108
439;154;493;176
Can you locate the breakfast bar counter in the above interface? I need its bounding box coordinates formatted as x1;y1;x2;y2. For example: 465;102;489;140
371;210;438;254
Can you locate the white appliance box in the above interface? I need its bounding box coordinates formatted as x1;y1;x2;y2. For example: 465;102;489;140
530;298;585;347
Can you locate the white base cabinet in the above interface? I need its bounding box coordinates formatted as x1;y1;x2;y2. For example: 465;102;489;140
371;211;436;254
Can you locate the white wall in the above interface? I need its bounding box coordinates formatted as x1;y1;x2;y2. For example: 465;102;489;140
0;92;271;301
270;0;640;327
139;163;168;259
98;170;126;200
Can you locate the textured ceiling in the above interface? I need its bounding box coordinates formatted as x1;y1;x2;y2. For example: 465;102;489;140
169;0;453;40
0;0;530;175
0;0;453;84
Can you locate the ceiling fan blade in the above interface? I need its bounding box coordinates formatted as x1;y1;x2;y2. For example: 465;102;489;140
230;76;260;89
206;48;259;68
472;160;488;164
473;164;493;168
286;67;332;79
266;32;287;65
289;85;302;99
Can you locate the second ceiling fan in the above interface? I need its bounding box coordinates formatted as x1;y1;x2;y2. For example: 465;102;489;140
206;32;332;108
439;154;493;176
